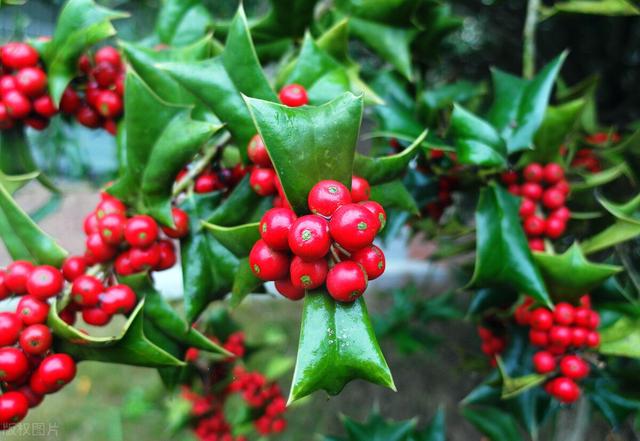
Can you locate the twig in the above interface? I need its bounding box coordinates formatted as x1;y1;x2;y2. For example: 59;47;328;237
523;0;541;79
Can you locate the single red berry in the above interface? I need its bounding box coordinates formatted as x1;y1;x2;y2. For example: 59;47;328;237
115;74;124;96
307;180;352;217
71;275;104;307
529;329;549;346
34;353;77;393
551;377;580;403
260;208;297;251
83;212;100;235
95;196;126;219
0;312;22;346
62;256;87;281
249;240;290;281
156;239;177;270
58;307;76;326
574;307;591;327
351;245;386;280
98;212;127;245
288;215;331;260
247;134;271;167
559;355;589;380
25;265;64;300
129;244;162;272
571;327;588;347
550;206;571;223
19;324;52;355
24;116;49;131
542;188;565;210
124;215;159;248
477;326;493;340
507;184;520;196
519;198;537;218
585;331;600;348
0;103;14;130
530;308;554;330
75;104;102;128
60;87;81;114
1;43;39;69
501;170;519;185
250;167;277;196
326;261;368;302
0;270;9;301
0;75;17;95
588;311;600;329
329;204;379;251
100;285;137;315
94;46;122;68
4;261;35;294
533;350;556;374
543;163;564;183
524;215;545;236
553;302;575;326
194;171;220;193
0;347;29;382
350;176;371;203
359;201;386;232
32;94;57;117
95;90;123;118
554;180;571;195
85;233;118;262
549;325;572;347
274;279;305;301
14;67;47;98
16;296;49;325
3;90;31;119
521;182;543;200
514;302;532;325
114;251;134;276
278;84;308;107
102;118;117;135
15;386;42;409
77;53;92;74
82;307;112;326
92;61;118;88
545;217;565;239
529;238;545;251
0;391;29;426
523;163;544;182
161;207;190;239
289;256;328;290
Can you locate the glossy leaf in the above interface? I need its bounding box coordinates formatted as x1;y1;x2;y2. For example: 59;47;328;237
0;182;67;266
201;222;260;258
230;258;262;309
245;92;363;213
370;71;424;139
487;52;567;153
571;162;630;192
0;129;58;193
251;0;318;43
288;291;395;403
582;193;640;254
420;80;485;124
50;300;184;367
497;357;547;399
462;406;524;441
43;0;128;104
370;180;419;215
598;316;640;358
450;105;507;168
153;0;214;46
543;0;640;16
341;410;416;441
412;407;446;441
206;177;264;225
470;183;550;305
533;243;622;302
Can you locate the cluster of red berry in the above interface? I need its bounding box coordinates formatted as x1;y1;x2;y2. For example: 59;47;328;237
59;46;124;135
425;174;458;221
0;42;58;131
571;148;601;173
176;162;249;195
477;325;506;367
515;295;600;403
412;146;460;222
0;262;77;429
249;177;386;302
81;193;188;280
501;162;570;251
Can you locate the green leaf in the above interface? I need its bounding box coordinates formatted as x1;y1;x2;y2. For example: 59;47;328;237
230;258;262;309
587;379;640;427
50;300;185;367
370;180;419;215
201;222;260;258
497;357;547;400
420;80;485;124
450;105;507;168
598;316;640;358
206;176;265;225
413;407;446;441
487;52;567;153
288;291;395;403
462;406;524;441
354;130;427;184
0;182;67;265
543;0;640;16
341;410;416;441
533;243;622;302
245;92;363;213
370;71;424;139
121;273;230;355
571;162;631;192
582;193;640;254
162;5;278;161
0;129;58;193
153;0;214;46
43;0;128;104
251;0;318;43
470;183;550;306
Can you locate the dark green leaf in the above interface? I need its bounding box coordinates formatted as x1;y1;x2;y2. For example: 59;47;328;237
206;176;264;225
413;406;446;441
450;105;507;168
370;180;419;215
497;357;547;399
201;222;260;258
153;0;214;46
341;410;416;441
462;406;524;441
230;258;263;309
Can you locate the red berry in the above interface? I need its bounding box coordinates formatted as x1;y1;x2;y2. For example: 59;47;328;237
92;61;118;88
0;391;29;426
25;265;64;300
0;312;22;346
250;167;277;196
585;331;600;348
34;353;76;393
588;311;600;329
278;84;308;107
24;116;49;131
129;245;161;272
33;94;57;117
4;261;35;294
94;46;121;68
289;256;328;290
507;184;520;196
162;207;190;239
359;201;386;231
350;176;371;202
96;196;126;220
307;180;352;217
351;245;385;280
260;208;297;251
86;233;117;262
75;104;102;128
103;118;117;135
545;217;565;239
1;43;39;69
0;75;17;95
249;239;290;281
71;275;104;307
543;163;564;183
16;386;43;409
551;377;580;403
83;212;100;235
61;256;87;282
542;188;565;210
523;163;544;182
100;285;137;315
124;215;159;248
82;307;112;326
60;87;81;114
0;103;14;130
530;308;554;330
0;347;29;382
16;296;49;325
529;329;549;346
524;215;545;236
533;350;556;374
98;212;127;245
501;170;519;185
550;206;571;222
521;182;543;200
529;238;545;251
553;302;575;326
3;90;31;119
514;303;531;325
114;251;134;276
194;172;219;193
326;261;368;302
559;355;589;380
571;327;588;347
288;215;331;260
14;67;47;98
519;198;536;218
329;204;379;251
156;239;177;270
0;270;9;300
554;180;571;195
574;307;591;327
95;90;123;118
247;134;271;167
549;325;572;347
19;324;52;355
274;279;305;301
